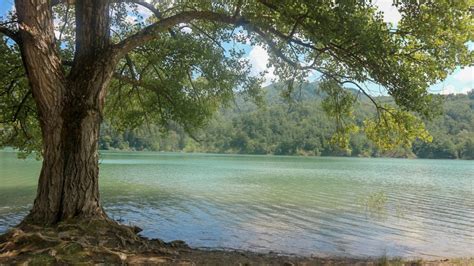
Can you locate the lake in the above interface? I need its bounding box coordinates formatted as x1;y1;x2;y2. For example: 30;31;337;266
0;150;473;259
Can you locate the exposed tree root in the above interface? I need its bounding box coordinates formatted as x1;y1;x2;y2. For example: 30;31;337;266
0;218;187;264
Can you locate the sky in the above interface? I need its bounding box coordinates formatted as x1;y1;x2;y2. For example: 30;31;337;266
1;0;472;95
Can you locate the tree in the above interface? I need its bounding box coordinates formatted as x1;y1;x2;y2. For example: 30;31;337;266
0;0;471;226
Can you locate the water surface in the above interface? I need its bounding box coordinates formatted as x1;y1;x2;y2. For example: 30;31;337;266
0;150;473;258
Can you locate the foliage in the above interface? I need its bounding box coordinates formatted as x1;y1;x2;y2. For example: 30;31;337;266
0;0;472;157
320;80;359;150
105;31;261;133
364;106;432;151
0;40;41;158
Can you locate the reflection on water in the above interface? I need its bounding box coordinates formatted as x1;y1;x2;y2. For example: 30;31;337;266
0;150;473;259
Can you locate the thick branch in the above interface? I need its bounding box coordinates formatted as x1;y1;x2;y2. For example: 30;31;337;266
74;0;110;59
113;11;239;57
52;0;162;18
233;0;243;18
15;0;66;116
0;26;21;44
109;3;388;114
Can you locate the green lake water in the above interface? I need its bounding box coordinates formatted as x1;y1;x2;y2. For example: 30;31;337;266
0;150;473;258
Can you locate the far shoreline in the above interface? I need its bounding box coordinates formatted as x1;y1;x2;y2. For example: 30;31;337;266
98;148;474;161
1;147;472;160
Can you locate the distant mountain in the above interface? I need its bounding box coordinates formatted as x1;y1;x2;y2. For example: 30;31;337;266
234;81;362;112
262;81;360;103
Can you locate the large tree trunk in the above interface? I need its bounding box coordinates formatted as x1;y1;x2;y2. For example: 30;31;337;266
24;60;116;225
26;100;106;224
15;0;115;225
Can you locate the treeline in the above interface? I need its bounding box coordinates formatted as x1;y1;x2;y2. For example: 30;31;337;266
99;84;474;159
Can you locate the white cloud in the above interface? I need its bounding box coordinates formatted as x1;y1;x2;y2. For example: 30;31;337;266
454;66;474;83
440;84;457;95
180;27;192;34
125;15;136;24
374;0;402;26
178;23;192;34
122;2;153;21
136;5;153;19
54;30;60;39
247;45;276;86
439;84;472;95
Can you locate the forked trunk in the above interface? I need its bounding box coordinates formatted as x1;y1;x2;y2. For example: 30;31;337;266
15;0;115;225
24;57;116;225
25;101;106;225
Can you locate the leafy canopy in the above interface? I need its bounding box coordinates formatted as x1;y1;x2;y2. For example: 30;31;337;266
0;0;472;155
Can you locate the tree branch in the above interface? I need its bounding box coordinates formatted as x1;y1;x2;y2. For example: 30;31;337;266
0;26;21;44
57;3;71;44
233;0;243;18
129;0;162;18
125;54;138;81
13;90;32;122
113;11;240;57
107;2;385;112
113;72;141;87
52;0;162;18
113;9;321;61
188;22;225;51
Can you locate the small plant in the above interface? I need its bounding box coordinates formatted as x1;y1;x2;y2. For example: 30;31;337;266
359;191;388;219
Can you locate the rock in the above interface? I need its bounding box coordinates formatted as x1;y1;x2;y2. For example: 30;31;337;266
48;249;57;257
76;237;90;248
168;240;189;248
150;238;165;246
58;231;70;240
131;225;142;234
127;255;171;264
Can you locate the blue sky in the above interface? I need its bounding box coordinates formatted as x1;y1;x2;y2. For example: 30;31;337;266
1;0;472;95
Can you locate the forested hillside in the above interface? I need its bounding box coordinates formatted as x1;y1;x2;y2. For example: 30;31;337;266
99;83;474;159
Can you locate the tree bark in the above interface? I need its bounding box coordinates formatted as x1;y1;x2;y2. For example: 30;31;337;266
25;57;116;224
23;60;117;225
14;0;115;225
26;98;106;224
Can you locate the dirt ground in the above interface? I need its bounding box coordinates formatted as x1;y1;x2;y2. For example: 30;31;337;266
0;219;472;265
